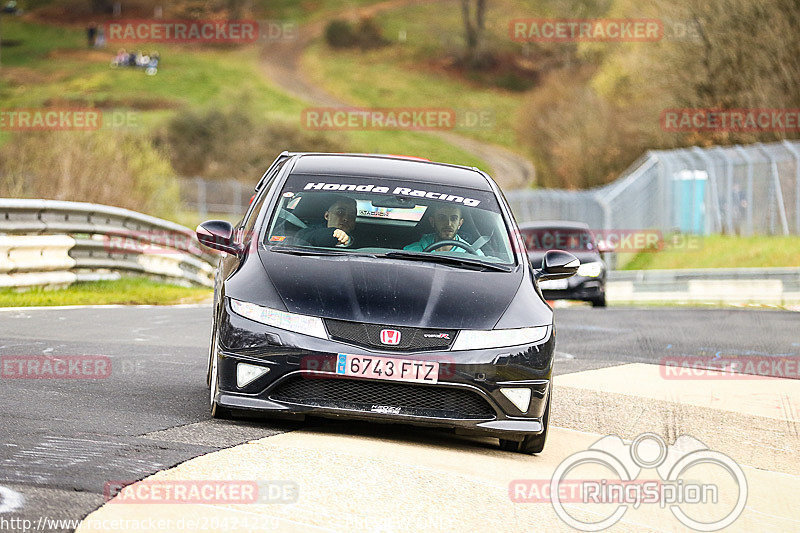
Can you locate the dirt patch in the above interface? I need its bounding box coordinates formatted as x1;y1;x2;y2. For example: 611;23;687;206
423;51;564;93
46;49;113;63
1;67;71;86
43;96;180;111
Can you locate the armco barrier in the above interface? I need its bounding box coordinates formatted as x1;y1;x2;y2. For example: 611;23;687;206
0;199;218;288
607;268;800;305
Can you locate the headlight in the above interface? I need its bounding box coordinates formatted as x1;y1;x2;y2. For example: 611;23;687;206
577;260;604;277
229;299;328;339
451;326;549;351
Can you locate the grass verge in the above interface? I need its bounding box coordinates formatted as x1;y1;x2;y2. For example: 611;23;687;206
0;277;211;307
301;1;537;154
1;18;485;172
621;235;800;270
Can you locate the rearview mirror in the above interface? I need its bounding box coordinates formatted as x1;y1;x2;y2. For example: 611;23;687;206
196;220;241;254
536;249;579;281
370;196;418;208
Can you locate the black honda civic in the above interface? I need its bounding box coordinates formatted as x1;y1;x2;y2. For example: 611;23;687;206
197;152;577;454
519;221;608;307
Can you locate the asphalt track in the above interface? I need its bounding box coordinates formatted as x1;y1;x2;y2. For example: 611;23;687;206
0;305;798;532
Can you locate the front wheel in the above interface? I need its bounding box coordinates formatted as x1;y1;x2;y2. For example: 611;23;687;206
499;394;550;454
209;341;231;419
590;294;607;307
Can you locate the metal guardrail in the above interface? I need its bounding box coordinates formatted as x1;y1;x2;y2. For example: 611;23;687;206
0;199;218;288
607;268;800;305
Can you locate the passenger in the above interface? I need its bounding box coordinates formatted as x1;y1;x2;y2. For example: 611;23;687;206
404;205;484;255
113;48;128;66
294;197;357;247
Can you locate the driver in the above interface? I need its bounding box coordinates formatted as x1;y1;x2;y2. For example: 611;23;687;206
404;205;484;255
295;196;357;247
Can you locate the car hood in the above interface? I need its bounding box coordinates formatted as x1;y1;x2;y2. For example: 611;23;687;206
255;249;524;330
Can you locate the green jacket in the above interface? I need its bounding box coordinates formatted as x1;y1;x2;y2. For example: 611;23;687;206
403;233;484;255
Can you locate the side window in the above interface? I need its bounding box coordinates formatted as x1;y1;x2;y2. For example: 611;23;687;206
240;161;286;241
241;190;269;243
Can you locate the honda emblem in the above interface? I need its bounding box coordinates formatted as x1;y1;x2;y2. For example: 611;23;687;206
380;329;401;345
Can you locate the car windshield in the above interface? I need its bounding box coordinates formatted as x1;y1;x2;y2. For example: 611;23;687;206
520;227;596;252
263;173;516;266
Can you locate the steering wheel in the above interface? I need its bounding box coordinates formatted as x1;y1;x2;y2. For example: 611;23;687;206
423;239;479;255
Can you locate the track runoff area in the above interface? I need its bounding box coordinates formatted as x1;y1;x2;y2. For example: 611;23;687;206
0;306;797;532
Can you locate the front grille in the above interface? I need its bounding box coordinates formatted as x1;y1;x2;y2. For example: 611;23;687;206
325;319;455;352
269;377;495;420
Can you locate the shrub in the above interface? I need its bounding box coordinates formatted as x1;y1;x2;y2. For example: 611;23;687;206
354;17;389;49
0;130;180;218
324;17;388;50
155;106;349;181
325;19;358;48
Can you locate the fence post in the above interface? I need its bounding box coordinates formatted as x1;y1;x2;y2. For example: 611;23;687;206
713;147;734;234
734;146;754;236
691;147;723;234
781;140;800;235
756;143;790;235
196;178;207;219
653;152;671;233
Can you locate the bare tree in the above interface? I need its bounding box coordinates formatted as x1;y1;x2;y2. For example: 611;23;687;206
461;0;487;66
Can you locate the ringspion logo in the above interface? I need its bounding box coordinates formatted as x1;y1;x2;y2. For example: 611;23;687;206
511;433;747;531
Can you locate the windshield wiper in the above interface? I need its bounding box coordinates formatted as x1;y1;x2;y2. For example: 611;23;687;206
270;246;350;256
382;251;512;272
270;246;377;258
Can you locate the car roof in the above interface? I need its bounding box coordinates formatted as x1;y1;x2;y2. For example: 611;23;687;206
286;153;494;191
518;220;592;230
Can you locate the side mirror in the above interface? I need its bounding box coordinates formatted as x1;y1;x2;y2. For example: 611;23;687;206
537;249;579;281
196;220;241;254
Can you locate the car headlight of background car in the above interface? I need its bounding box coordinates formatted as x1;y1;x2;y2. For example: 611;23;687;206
229;298;328;339
576;261;604;277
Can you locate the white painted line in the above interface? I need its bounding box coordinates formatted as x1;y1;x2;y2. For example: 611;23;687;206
558;363;800;421
0;486;24;514
0;303;211;312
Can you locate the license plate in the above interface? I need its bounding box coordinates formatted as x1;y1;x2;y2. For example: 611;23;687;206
335;353;439;384
539;279;569;290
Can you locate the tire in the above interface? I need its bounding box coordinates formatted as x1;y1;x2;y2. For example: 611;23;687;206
206;327;216;389
499;394;550;454
590;294;607;307
209;339;232;419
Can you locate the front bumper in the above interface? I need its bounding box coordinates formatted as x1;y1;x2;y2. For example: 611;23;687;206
540;275;605;301
213;302;555;439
